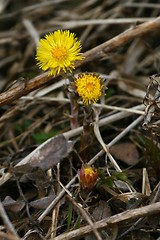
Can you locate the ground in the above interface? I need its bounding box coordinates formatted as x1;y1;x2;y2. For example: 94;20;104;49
0;1;160;240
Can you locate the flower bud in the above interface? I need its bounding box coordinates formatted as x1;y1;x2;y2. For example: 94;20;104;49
78;166;98;189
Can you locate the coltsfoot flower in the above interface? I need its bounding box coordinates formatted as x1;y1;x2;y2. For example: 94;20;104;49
78;166;98;189
75;73;103;105
36;30;84;76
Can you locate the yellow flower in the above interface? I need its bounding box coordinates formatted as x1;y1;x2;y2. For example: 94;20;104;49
75;73;103;105
78;166;98;189
36;30;84;76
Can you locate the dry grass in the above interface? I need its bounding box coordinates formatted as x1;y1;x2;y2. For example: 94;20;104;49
0;1;160;240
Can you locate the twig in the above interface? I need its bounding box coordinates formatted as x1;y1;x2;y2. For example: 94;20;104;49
93;107;121;172
52;202;160;240
21;96;145;115
0;201;20;239
0;72;54;106
125;2;160;8
48;18;155;28
23;19;40;46
50;163;61;238
107;115;144;147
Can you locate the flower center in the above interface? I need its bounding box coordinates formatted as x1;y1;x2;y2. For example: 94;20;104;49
52;46;67;60
84;168;94;175
86;82;95;92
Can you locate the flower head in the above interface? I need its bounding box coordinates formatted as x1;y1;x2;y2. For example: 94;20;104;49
36;30;84;76
75;73;103;105
78;166;98;189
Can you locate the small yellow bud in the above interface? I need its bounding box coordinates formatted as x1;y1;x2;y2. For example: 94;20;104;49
78;166;98;189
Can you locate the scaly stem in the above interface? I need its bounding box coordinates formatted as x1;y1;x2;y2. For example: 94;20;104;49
80;105;94;162
63;73;79;129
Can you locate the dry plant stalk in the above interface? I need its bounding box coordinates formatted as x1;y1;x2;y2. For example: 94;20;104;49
143;74;160;129
0;201;20;239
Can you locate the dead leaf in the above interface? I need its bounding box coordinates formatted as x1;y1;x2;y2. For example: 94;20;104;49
16;135;73;171
2;196;25;213
29;195;55;209
110;142;139;166
92;200;111;221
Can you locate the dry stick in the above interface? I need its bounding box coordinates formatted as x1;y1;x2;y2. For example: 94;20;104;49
52;202;160;240
0;201;20;239
0;72;53;106
23;19;39;46
107;117;143;148
21;96;144;115
0;17;160;106
49;18;155;28
50;163;61;239
125;2;160;8
93;107;121;172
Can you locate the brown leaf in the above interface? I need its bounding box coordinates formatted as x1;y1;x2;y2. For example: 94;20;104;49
110;142;139;166
2;196;25;213
92;200;111;221
16;168;51;198
29;195;55;209
16;135;73;171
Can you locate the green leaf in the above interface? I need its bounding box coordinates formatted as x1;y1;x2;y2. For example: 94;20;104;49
32;130;59;144
113;172;127;182
97;177;114;188
105;87;116;98
14;119;33;133
73;216;81;230
67;204;73;231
